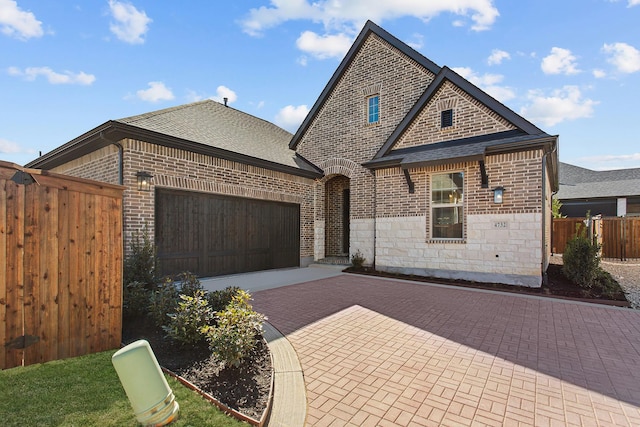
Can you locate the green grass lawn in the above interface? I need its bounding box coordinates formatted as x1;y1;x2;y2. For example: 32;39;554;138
0;350;246;426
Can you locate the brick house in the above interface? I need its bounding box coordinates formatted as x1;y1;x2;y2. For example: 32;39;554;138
27;21;558;287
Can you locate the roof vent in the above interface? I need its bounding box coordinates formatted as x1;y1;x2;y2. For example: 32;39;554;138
223;97;228;107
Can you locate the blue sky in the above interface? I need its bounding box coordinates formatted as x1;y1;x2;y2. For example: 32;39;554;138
1;0;639;170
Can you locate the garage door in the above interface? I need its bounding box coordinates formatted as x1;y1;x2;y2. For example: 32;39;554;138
155;189;300;277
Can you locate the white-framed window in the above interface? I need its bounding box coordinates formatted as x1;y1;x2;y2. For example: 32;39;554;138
367;94;380;124
431;171;464;239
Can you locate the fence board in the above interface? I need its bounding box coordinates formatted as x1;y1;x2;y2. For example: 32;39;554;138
0;179;6;370
3;177;25;369
57;190;71;359
551;218;586;254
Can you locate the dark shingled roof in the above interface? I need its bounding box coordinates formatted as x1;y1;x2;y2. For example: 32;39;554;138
26;99;321;177
557;162;640;199
114;100;314;171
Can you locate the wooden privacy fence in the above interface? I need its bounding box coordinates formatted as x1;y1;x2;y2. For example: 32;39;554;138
552;216;640;260
1;161;124;370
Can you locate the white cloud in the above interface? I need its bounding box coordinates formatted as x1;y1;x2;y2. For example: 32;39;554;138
8;66;96;85
241;0;499;37
275;104;309;132
210;85;237;104
541;47;580;75
603;42;640;73
452;66;515;102
0;0;43;40
592;69;606;78
520;86;598;127
487;49;510;65
108;0;151;44
0;137;21;153
136;81;174;102
629;0;640;6
296;31;353;59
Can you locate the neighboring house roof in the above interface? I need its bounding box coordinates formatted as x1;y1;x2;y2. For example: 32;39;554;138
557;162;640;199
26;100;321;178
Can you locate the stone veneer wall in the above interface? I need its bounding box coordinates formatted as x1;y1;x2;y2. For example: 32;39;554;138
375;213;543;287
50;138;316;263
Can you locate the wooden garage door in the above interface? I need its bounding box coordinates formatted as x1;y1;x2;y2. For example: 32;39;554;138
155;189;300;277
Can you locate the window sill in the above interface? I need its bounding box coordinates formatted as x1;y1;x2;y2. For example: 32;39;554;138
426;239;466;244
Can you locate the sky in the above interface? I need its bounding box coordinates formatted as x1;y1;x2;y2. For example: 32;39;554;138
1;0;639;171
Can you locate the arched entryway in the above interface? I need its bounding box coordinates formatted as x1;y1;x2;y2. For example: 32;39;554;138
325;175;350;257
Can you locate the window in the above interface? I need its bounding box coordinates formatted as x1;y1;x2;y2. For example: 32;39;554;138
367;94;380;124
441;109;453;128
432;172;464;239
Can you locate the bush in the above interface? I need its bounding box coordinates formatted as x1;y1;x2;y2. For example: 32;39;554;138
122;281;150;320
562;232;600;289
203;290;266;368
351;250;366;269
176;271;203;297
207;286;241;313
124;225;158;288
149;277;179;327
163;290;213;346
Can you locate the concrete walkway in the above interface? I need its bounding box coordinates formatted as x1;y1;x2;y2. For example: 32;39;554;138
199;265;344;293
251;274;640;426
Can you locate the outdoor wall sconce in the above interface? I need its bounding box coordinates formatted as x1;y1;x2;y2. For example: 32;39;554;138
492;186;505;204
136;171;153;191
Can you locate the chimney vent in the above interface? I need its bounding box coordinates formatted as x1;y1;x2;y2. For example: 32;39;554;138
223;97;228;107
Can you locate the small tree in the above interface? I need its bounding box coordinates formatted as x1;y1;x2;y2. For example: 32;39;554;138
562;221;600;289
123;225;158;288
552;197;566;219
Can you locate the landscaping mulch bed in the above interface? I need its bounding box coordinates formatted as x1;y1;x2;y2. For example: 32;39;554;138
344;259;630;307
121;318;272;421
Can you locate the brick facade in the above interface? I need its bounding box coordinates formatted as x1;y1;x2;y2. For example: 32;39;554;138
51;138;315;262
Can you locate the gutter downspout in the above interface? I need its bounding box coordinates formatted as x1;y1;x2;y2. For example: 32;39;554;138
541;140;558;286
99;131;124;185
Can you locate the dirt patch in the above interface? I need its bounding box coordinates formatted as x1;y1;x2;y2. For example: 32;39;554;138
121;318;272;421
344;257;630;307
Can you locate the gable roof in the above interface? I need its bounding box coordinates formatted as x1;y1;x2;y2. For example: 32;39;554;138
289;20;441;150
557;162;640;199
372;66;548;161
288;20;558;187
26;100;321;178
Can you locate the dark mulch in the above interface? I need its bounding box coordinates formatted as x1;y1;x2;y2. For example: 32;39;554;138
344;260;630;307
121;318;272;421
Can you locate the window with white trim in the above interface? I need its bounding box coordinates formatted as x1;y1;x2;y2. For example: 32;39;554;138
367;94;380;124
431;172;464;239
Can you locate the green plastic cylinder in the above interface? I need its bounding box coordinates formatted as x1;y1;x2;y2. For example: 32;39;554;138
112;339;179;426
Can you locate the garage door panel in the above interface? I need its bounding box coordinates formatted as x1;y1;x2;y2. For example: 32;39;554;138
156;189;299;278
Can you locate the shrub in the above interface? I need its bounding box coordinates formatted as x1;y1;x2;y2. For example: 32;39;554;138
122;281;150;320
176;271;203;297
124;225;158;288
207;286;241;313
203;290;266;368
148;277;179;327
562;232;600;289
351;250;366;269
163;290;213;346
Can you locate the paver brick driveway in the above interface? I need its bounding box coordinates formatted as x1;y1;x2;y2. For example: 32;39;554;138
252;274;640;426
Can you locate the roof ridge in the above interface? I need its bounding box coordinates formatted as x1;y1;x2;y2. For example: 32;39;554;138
116;99;215;124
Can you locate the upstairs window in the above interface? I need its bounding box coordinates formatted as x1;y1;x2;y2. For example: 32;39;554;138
431;172;464;239
441;109;453;128
367;94;380;124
